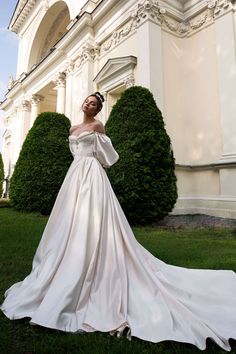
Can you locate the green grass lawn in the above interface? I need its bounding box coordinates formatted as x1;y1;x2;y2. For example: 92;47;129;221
0;208;236;354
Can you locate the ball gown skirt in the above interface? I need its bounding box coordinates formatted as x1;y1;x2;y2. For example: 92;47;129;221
1;131;236;351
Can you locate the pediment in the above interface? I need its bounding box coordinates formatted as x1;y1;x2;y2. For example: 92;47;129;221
94;56;137;86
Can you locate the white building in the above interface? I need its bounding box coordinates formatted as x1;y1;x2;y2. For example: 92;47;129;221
1;0;236;218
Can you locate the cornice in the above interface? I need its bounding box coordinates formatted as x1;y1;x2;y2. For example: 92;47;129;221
162;0;235;37
9;0;37;33
160;0;206;18
159;0;235;20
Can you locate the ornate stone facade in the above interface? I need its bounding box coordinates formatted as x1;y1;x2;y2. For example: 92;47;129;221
1;0;236;218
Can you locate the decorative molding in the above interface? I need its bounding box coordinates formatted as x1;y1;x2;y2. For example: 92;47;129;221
74;42;100;70
7;76;15;90
178;195;236;202
12;106;18;115
159;0;235;37
20;99;31;112
99;0;235;48
9;0;37;33
218;152;236;164
176;160;236;170
5;0;236;100
94;56;137;92
42;0;49;12
131;0;166;27
31;94;44;105
97;0;234;56
65;60;75;75
54;72;66;87
3;116;12;127
19;72;28;82
100;19;134;56
124;74;135;88
209;0;234;17
3;129;12;139
79;0;102;15
161;6;215;37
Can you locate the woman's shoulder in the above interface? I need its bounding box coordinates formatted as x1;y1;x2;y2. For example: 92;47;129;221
93;120;105;134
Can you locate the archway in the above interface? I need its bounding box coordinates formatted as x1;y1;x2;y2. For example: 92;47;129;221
28;1;70;71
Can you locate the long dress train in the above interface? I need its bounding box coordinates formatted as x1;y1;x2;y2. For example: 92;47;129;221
1;131;236;351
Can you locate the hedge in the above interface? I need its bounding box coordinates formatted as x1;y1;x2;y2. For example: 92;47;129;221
106;86;177;225
10;112;73;214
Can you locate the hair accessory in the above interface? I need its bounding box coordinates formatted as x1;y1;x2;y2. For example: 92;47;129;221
94;92;104;104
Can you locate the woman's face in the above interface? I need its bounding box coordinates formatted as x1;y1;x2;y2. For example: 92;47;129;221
82;96;98;117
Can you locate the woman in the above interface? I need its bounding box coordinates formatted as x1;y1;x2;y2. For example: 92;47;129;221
1;92;236;351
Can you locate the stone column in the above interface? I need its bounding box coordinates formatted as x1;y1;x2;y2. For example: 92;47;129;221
133;1;165;112
55;72;66;114
30;94;44;127
13;100;31;164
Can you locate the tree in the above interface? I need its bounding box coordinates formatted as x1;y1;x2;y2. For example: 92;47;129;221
0;153;4;197
10;112;73;214
105;86;177;225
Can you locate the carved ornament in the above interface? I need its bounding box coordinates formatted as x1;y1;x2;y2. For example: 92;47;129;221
31;94;44;105
99;0;235;54
65;60;75;75
124;74;135;88
74;43;100;70
54;72;66;87
7;76;15;90
131;0;166;28
20;100;31;112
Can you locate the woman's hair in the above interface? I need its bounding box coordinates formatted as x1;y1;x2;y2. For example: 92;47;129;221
90;92;104;115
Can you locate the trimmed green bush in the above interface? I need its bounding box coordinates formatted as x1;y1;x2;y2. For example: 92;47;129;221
0;153;4;197
106;86;177;225
10;112;73;214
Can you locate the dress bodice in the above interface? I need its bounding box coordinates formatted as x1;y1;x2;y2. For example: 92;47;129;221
69;130;119;168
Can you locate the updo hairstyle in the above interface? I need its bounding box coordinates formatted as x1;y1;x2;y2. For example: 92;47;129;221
90;92;104;115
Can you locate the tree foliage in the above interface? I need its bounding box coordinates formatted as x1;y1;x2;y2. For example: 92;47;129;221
106;86;177;225
10;112;72;214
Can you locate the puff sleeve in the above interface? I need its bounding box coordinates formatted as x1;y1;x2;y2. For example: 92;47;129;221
93;133;119;168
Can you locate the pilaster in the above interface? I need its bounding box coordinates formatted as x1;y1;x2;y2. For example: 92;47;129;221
54;72;66;114
30;94;44;127
134;2;164;111
65;60;75;119
75;41;96;99
213;2;236;168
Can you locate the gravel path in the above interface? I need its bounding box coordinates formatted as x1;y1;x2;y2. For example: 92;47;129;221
156;214;236;229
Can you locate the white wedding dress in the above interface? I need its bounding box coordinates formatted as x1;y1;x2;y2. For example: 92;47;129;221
1;131;236;351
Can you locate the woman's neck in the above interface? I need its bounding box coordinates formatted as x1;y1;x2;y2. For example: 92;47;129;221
83;114;95;124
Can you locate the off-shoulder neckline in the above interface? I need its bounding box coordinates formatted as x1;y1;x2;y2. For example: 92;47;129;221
69;130;106;139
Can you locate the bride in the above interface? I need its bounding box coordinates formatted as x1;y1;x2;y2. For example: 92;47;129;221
1;92;236;351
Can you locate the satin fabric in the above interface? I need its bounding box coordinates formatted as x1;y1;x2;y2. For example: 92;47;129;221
1;131;236;351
